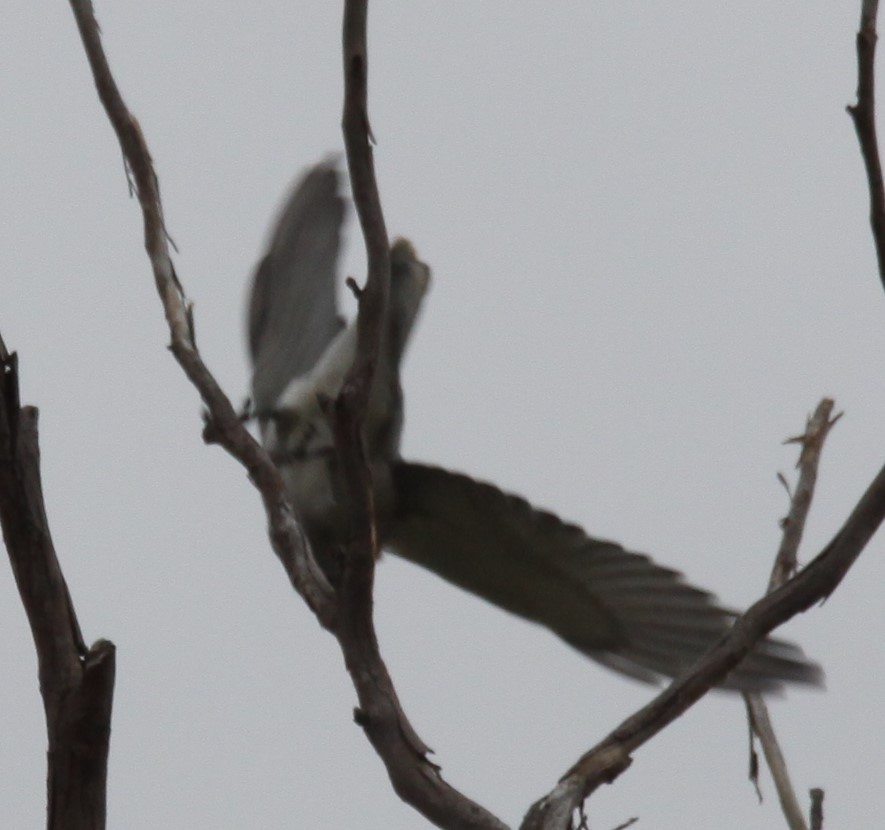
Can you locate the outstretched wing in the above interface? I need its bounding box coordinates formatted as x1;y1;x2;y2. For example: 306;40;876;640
386;462;822;692
248;162;346;413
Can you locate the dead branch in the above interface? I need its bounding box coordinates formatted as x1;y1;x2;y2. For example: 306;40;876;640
744;399;837;830
770;400;840;590
66;2;505;827
327;4;506;828
63;2;885;828
0;338;115;830
67;0;336;629
848;0;885;295
522;449;885;830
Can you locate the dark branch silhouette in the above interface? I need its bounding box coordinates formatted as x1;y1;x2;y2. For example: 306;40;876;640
0;336;115;830
849;0;885;295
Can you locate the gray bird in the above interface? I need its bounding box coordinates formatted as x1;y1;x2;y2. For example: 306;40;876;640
247;161;822;692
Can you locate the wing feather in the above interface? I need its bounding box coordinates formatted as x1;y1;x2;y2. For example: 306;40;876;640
248;162;346;412
387;462;822;692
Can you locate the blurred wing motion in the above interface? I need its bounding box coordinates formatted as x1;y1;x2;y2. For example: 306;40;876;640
387;462;822;692
248;162;345;414
247;159;823;694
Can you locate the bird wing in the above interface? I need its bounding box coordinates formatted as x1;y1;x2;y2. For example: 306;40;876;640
386;462;822;692
248;162;346;413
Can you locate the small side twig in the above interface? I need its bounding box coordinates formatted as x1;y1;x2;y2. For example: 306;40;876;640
771;400;840;589
0;339;115;830
744;399;837;830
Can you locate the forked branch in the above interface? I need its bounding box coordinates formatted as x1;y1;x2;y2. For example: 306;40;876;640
66;1;505;827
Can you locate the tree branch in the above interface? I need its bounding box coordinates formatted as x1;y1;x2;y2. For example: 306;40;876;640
330;4;507;828
522;442;885;830
67;0;337;630
67;2;505;827
848;0;885;295
0;337;115;830
769;400;840;591
744;398;838;830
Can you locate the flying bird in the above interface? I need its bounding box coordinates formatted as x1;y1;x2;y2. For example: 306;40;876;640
247;161;822;692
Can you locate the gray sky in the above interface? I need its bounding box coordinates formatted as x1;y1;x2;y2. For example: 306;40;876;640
2;2;883;828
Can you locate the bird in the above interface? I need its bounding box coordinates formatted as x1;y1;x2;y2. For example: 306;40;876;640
246;160;822;692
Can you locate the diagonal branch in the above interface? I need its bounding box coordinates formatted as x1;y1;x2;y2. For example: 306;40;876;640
0;337;115;830
67;0;336;629
522;447;885;830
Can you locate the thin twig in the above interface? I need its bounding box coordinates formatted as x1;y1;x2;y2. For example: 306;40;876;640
771;400;840;590
743;701;806;830
67;0;336;629
848;0;885;295
522;450;885;830
743;399;837;830
0;344;115;830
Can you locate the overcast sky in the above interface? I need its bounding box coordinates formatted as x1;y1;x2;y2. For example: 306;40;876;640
2;2;884;828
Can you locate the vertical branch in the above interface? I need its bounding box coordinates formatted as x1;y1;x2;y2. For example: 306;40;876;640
335;0;391;596
848;1;885;295
744;399;838;830
341;2;391;393
330;4;507;828
0;337;115;830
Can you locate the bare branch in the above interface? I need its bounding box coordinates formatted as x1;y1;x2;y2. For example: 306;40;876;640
744;399;838;830
67;2;504;826
66;0;336;628
0;341;115;830
744;702;806;830
772;400;839;589
848;0;885;295
329;4;507;828
522;449;885;829
341;0;390;408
